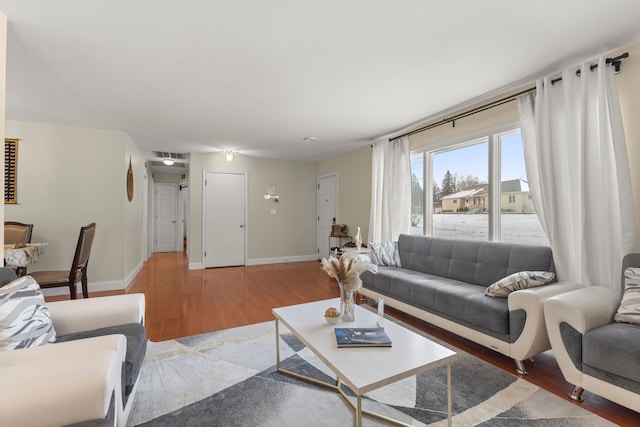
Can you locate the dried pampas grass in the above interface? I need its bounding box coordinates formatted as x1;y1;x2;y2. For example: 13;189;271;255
320;252;377;293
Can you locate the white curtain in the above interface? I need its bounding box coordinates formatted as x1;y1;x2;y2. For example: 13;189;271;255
518;56;636;289
368;136;411;243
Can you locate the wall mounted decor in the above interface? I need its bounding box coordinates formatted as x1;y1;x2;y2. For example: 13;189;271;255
4;139;18;204
127;156;134;201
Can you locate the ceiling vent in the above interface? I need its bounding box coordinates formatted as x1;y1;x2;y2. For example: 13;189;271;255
153;151;186;159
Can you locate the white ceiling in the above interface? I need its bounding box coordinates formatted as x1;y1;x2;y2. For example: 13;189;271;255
1;1;640;173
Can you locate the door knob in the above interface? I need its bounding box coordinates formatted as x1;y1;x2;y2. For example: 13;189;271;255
240;224;245;228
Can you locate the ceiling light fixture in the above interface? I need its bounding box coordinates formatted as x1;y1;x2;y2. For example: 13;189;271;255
303;137;317;143
162;153;175;165
225;150;234;161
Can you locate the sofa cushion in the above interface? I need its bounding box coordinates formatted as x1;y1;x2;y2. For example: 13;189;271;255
0;275;56;351
397;234;554;286
56;322;147;399
484;271;555;297
369;241;402;267
583;322;640;385
614;267;640;325
433;282;510;335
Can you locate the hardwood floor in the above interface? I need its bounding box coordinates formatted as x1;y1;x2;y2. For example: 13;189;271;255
48;250;640;426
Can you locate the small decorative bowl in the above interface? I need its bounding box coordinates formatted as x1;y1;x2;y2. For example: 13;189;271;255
323;307;340;324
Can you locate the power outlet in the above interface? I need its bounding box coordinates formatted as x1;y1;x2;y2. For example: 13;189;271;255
270;209;277;215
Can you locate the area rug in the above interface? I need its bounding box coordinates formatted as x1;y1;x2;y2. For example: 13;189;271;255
127;319;613;426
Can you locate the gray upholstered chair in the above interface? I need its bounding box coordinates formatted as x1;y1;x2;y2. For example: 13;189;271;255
543;253;640;412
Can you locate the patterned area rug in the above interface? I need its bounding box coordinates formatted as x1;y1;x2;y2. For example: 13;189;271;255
127;319;613;426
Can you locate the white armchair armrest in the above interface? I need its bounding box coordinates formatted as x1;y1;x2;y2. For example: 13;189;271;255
48;294;145;335
508;281;585;361
543;286;620;386
0;338;125;427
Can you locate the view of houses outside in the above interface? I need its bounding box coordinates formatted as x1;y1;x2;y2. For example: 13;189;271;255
410;130;548;245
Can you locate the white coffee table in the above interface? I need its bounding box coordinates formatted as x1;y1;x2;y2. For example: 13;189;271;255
273;298;457;427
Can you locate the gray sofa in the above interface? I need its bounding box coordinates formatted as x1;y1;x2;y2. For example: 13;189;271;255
544;253;640;412
360;234;582;374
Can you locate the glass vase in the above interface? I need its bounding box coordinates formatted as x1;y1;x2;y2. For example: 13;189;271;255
339;282;356;322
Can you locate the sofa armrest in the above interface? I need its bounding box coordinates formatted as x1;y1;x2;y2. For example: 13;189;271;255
543;286;620;386
0;348;122;427
507;281;585;360
48;294;145;335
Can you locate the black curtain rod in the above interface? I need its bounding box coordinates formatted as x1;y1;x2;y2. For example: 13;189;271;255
551;52;629;85
394;52;629;141
398;86;535;139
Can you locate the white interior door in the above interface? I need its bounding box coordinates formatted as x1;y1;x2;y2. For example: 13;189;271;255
155;183;178;252
204;172;246;268
317;173;337;259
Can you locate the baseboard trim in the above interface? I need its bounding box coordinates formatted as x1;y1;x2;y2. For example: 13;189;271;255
189;255;318;269
247;255;318;266
40;261;143;297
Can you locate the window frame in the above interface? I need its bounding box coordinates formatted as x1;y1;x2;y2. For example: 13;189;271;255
411;122;522;241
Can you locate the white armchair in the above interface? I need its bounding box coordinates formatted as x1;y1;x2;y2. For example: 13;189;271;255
544;254;640;412
0;292;146;427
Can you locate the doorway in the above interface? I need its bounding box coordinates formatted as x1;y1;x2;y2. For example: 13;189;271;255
204;171;246;268
155;183;180;252
317;173;338;259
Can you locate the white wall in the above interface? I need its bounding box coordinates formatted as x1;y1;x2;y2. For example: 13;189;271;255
188;153;317;267
4;120;146;291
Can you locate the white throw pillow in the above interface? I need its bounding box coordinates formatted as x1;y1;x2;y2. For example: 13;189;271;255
484;271;555;297
0;275;56;351
369;241;402;267
614;267;640;325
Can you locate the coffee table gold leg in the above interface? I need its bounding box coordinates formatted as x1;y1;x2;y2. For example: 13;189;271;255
356;395;363;427
447;362;452;427
275;319;280;370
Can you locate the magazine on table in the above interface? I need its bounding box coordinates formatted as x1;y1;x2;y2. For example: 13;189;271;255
334;327;392;348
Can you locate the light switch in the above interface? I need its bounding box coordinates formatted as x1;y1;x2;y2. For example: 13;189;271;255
271;209;277;215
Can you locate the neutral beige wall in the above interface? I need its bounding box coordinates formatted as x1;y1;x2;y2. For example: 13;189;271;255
188;153;317;266
153;172;184;183
614;41;640;244
317;145;372;243
0;14;5;246
123;138;147;280
4;120;145;290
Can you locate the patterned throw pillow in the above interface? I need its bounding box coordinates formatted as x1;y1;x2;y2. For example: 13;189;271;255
369;241;402;267
614;267;640;325
484;271;555;297
0;275;56;351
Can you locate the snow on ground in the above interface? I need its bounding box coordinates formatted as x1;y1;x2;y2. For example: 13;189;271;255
411;214;549;246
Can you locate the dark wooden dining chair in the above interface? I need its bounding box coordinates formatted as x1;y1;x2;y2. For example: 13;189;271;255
30;223;96;299
4;221;33;245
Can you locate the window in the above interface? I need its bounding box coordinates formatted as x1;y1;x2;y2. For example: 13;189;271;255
410;126;548;245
